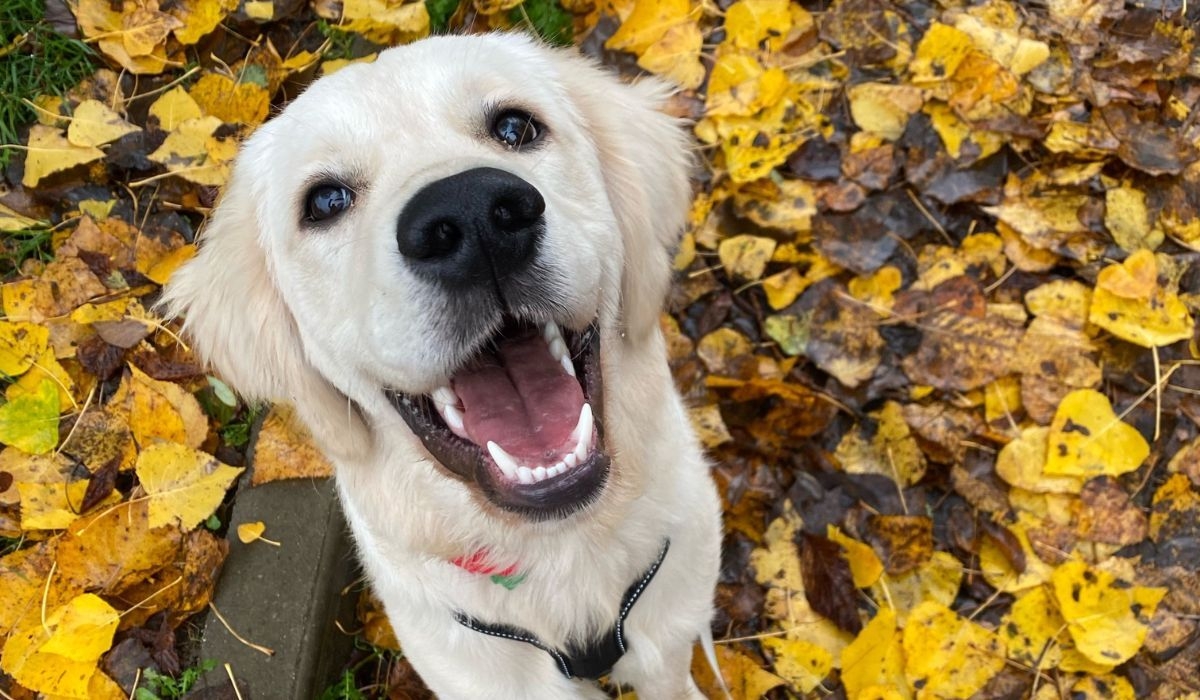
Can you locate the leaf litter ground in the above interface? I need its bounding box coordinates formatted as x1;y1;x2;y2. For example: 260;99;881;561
1;0;1200;697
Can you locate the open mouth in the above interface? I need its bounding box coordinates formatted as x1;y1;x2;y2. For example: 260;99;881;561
386;318;609;519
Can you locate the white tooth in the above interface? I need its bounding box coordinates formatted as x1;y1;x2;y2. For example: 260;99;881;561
564;453;577;469
546;465;559;478
551;461;565;477
550;338;568;361
487;441;519;480
517;466;534;484
432;386;457;408
543;322;561;344
442;404;466;437
533;466;548;482
560;355;576;377
572;403;593;462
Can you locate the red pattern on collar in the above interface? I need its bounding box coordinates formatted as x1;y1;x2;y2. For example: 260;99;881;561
451;549;519;578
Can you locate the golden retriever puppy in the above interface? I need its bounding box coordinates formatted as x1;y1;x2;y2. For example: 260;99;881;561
161;33;722;699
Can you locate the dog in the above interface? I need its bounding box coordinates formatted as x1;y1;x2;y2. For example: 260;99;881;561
160;33;723;699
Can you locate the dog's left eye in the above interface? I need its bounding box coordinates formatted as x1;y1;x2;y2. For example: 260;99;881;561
491;110;542;149
305;184;354;222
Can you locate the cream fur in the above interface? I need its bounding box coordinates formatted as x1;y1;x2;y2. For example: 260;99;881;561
160;34;721;699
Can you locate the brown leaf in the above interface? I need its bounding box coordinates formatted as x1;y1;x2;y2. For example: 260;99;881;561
80;456;119;513
799;532;863;634
864;514;933;575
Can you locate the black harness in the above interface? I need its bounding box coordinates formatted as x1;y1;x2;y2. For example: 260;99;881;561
454;539;670;680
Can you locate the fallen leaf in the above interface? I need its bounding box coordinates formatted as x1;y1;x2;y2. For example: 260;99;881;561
0;380;60;455
1043;389;1149;479
1051;559;1164;665
1088;250;1194;347
250;404;334;485
841;607;909;699
135;443;243;530
902;601;1006;697
21;126;105;187
66;100;140;148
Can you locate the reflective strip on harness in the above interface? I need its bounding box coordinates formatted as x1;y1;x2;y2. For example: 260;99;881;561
453;539;671;680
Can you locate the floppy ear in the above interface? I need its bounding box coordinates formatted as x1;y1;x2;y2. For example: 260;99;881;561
567;63;694;339
158;155;372;462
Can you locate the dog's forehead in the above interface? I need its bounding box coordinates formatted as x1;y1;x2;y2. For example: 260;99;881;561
290;36;566;122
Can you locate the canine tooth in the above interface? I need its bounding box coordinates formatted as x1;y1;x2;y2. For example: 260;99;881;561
517;466;534;484
487;441;519;480
571;403;593;462
549;338;568;361
543;322;561;344
431;386;457;408
441;404;466;436
564;453;577;469
533;466;548;482
560;355;576;377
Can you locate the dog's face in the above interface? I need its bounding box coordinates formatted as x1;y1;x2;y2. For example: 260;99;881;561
161;35;692;520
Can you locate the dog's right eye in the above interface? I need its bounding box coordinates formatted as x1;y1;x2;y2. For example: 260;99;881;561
305;184;354;222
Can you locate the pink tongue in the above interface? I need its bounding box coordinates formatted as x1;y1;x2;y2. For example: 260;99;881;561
451;329;583;464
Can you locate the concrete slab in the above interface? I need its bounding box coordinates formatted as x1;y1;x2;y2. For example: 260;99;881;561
191;476;358;699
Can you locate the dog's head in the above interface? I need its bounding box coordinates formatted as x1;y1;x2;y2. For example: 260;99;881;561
160;34;692;520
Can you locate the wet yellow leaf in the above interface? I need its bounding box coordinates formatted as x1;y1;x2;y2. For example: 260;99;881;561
709;644;786;700
73;0;172;74
120;0;182;57
250;404;335;485
8;347;75;412
870;551;962;622
847;83;923;140
0;594;117;699
762;637;832;693
910;23;975;84
723;0;791;51
169;0;238;44
236;520;268;543
66;100;140;148
996;426;1085;494
341;0;430;44
1043;389;1149;479
1105;184;1161;252
718;234;776;281
902;601;1006;698
705;55;788;117
980;512;1054;592
0;379;60;455
56;500;183;595
21;126;105;187
0;203;40;232
1000;586;1067;668
828;525;883;588
148;86;204;131
688;404;732;448
848;266;902;311
17;481;92;530
606;0;691;56
1088;250;1194;347
148;116;234;187
0;320;50;376
1069;675;1136;700
952;12;1049;76
1051;559;1165;665
1024;279;1091;329
0;541;61;632
135;442;243;530
636;22;704;89
697;327;753;375
188;72;270;126
112;364;207;449
842;607;910;699
835;401;926;487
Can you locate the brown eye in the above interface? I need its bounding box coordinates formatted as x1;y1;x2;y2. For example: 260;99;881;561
491;110;543;149
305;183;354;222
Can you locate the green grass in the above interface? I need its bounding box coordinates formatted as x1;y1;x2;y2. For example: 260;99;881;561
134;660;216;700
0;224;54;275
0;0;97;162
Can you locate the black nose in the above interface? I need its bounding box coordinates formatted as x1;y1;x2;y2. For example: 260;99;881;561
396;167;545;286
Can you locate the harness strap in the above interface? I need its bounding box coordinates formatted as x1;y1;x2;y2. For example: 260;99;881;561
454;538;671;680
